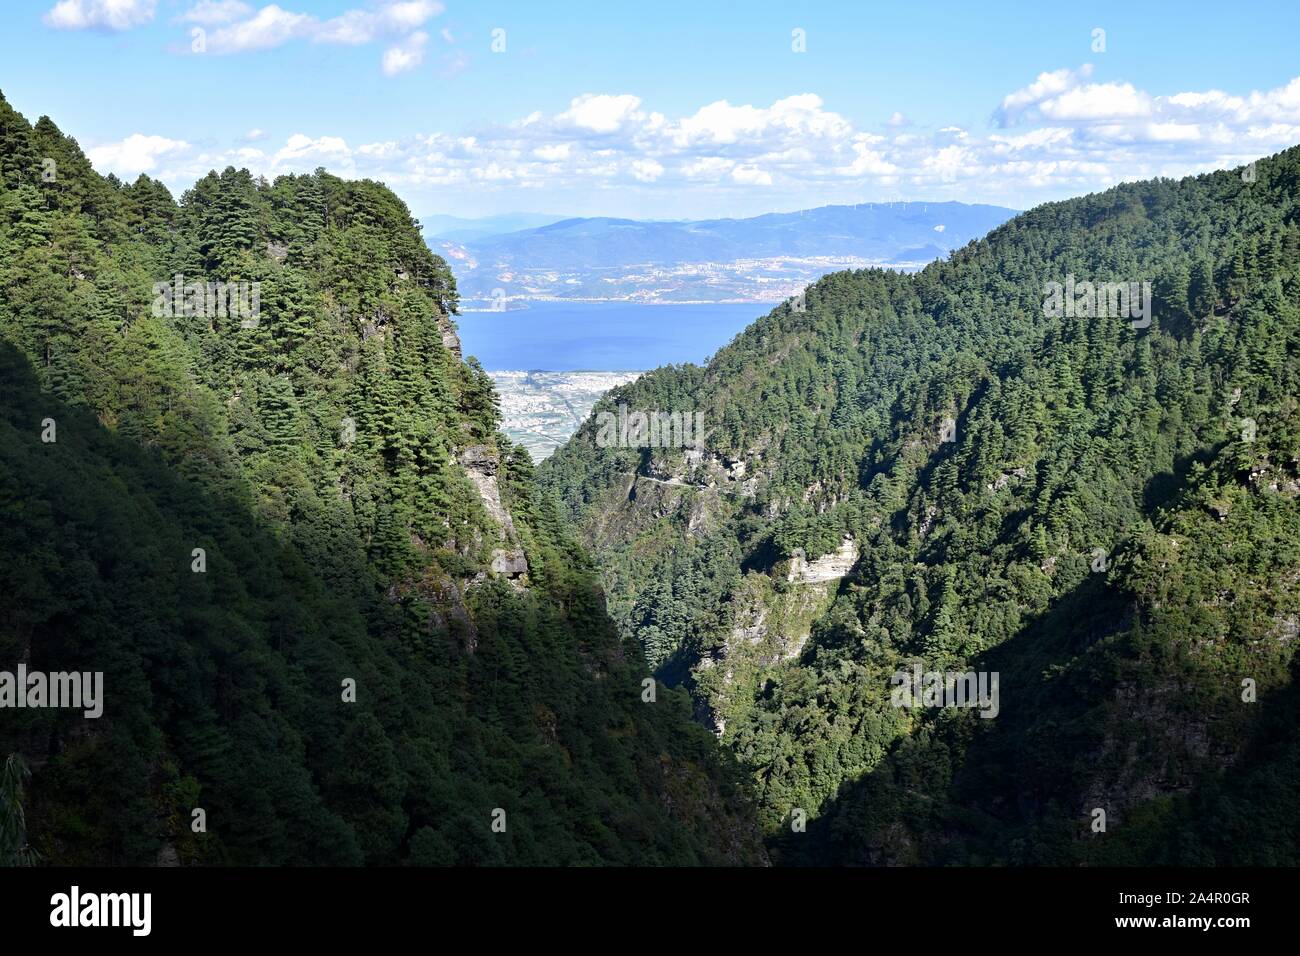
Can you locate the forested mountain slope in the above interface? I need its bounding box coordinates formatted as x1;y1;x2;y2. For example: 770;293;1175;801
0;92;765;866
541;148;1300;863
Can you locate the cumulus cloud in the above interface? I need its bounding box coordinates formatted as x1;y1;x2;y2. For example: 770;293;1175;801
982;65;1300;189
838;136;898;176
317;2;434;44
1039;81;1151;122
669;94;851;147
275;133;352;165
205;4;314;52
86;134;189;176
83;71;1300;215
44;0;156;31
996;66;1090;125
198;0;443;71
558;94;645;133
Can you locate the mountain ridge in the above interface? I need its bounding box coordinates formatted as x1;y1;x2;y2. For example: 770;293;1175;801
540;146;1300;864
0;91;766;866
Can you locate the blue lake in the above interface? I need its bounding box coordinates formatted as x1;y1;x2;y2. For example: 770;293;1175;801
454;300;774;371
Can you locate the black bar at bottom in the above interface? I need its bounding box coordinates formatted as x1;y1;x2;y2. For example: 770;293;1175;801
0;865;1286;941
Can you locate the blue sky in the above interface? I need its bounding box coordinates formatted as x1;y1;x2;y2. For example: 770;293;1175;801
3;0;1299;219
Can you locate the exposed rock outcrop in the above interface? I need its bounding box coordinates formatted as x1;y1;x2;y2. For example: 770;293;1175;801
692;570;841;737
437;313;462;358
986;466;1028;493
457;444;528;586
490;548;529;577
787;535;858;584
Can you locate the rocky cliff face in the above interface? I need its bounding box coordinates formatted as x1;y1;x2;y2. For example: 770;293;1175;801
437;313;463;358
457;444;529;586
787;535;858;584
537;396;865;732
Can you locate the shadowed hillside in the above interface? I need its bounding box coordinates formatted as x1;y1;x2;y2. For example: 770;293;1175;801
0;91;766;866
542;147;1300;863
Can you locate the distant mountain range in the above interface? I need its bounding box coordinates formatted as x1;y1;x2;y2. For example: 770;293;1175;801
428;202;1018;305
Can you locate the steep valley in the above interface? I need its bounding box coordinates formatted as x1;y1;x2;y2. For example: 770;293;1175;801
2;85;1299;868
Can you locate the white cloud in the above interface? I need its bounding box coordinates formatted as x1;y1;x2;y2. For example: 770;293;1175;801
473;162;516;182
559;94;644;133
669;94;851;147
44;0;156;31
731;164;772;186
674;101;770;145
923;145;976;183
380;1;441;33
201;1;442;69
311;10;371;44
382;30;428;75
275;133;351;164
90;71;1300;217
1039;82;1151;121
179;0;250;25
996;65;1094;126
357;141;399;158
86;133;189;176
837;137;898;176
1145;121;1201;142
631;159;664;182
681;157;735;181
206;4;314;52
989;127;1074;151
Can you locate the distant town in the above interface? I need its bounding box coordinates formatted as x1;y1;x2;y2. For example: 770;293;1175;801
450;255;921;307
490;370;643;460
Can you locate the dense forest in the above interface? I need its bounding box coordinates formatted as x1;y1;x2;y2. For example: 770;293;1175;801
3;81;1297;868
0;91;766;866
542;146;1300;864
